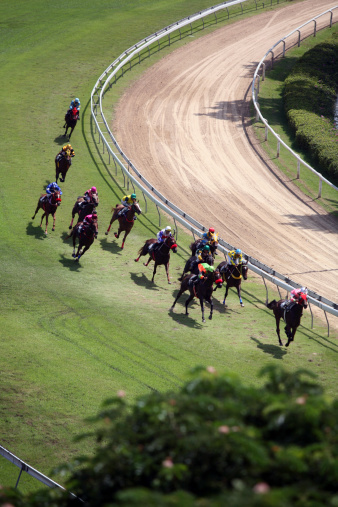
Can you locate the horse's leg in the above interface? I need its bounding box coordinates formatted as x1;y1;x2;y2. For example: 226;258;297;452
114;224;121;239
223;284;229;306
52;212;56;232
68;127;73;141
72;234;77;258
144;256;152;267
105;214;117;235
43;213;48;235
276;316;283;347
285;327;297;347
236;284;244;307
77;245;89;262
151;262;158;283
185;293;194;316
32;202;40;220
170;289;185;311
206;295;213;321
199;297;206;323
121;230;129;250
164;262;171;284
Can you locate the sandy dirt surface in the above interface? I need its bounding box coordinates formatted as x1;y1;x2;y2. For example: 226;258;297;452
113;0;338;321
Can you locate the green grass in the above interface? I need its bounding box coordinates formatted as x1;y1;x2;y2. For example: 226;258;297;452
252;25;338;216
0;0;337;496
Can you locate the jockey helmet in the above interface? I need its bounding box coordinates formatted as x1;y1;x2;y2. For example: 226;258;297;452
235;249;242;255
209;228;215;233
301;287;308;294
203;245;210;251
75;98;80;104
165;226;171;231
91;186;97;193
131;193;136;199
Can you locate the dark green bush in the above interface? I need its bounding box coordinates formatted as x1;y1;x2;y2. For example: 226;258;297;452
1;365;338;507
284;36;338;183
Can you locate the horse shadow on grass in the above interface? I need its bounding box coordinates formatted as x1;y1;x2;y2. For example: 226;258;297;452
58;253;82;271
26;221;48;240
99;237;124;256
251;337;287;360
130;271;161;291
54;134;67;146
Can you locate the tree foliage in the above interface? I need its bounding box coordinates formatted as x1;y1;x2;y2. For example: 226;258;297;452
1;365;338;506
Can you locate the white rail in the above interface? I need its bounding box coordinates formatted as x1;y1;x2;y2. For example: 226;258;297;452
252;7;338;197
91;1;338;327
0;445;79;500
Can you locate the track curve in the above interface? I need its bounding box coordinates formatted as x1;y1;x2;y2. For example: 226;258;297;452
113;0;338;304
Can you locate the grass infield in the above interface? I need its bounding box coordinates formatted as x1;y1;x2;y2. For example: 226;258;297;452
0;0;337;494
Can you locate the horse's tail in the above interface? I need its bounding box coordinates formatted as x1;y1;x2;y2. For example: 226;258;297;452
266;300;277;309
189;242;196;253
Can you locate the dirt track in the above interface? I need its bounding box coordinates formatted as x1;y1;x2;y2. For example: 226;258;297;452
113;0;338;312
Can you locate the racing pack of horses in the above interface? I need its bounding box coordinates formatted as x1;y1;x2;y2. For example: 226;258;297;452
29;104;308;344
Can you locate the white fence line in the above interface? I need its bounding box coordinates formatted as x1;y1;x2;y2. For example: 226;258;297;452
0;445;79;499
252;7;338;197
90;1;338;328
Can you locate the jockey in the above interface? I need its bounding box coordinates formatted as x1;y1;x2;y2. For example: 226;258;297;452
46;182;62;195
196;244;211;262
201;228;218;246
282;287;308;312
190;262;215;286
69;98;81;111
157;226;172;243
81;211;98;237
56;143;75;164
120;193;137;218
226;248;242;266
290;287;308;303
84;186;97;203
148;226;172;253
66;98;80;121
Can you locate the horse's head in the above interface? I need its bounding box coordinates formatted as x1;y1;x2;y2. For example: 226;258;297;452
299;293;308;309
71;107;79;119
241;261;249;280
91;192;99;206
132;201;142;215
65;148;72;159
213;268;223;288
166;235;177;253
51;191;62;206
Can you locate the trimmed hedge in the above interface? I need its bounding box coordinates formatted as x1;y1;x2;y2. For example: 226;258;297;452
1;366;338;506
284;34;338;183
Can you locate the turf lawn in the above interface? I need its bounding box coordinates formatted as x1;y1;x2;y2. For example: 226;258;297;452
0;0;337;494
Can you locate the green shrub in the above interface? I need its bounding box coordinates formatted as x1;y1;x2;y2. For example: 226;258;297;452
284;36;338;183
1;365;337;506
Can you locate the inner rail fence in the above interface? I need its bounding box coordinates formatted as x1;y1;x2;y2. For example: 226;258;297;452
252;6;338;198
90;0;338;335
0;445;80;500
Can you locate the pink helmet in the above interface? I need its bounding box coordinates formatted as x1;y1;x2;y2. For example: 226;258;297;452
91;186;97;193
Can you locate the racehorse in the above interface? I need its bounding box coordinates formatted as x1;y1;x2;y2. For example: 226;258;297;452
69;193;99;230
55;148;72;183
267;297;308;347
63;107;79;140
170;268;223;323
215;261;248;307
134;235;177;284
190;238;218;258
67;220;98;262
31;191;61;235
105;202;142;249
178;253;214;281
